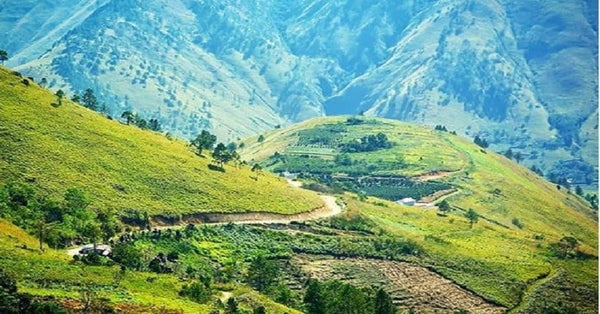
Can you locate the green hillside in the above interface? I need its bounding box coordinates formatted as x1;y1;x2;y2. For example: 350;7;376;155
0;218;300;313
0;67;322;219
239;116;598;312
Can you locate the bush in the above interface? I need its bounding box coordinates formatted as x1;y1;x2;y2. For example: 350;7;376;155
511;218;524;229
328;215;376;234
180;282;212;304
111;243;144;270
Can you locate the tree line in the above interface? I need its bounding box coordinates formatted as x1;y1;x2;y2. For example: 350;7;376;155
189;130;260;173
0;182;118;250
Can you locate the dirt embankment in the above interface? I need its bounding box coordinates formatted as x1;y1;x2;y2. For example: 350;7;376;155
418;188;457;203
414;170;457;182
152;195;343;227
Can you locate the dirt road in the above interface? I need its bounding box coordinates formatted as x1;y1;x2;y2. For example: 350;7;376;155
67;180;343;254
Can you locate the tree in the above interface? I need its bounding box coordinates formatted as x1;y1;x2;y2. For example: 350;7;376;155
55;89;65;99
257;134;265;142
133;115;148;129
0;50;8;65
111;243;144;270
121;111;134;125
191;130;217;156
179;281;212;304
251;163;262;173
212;143;232;168
246;255;279;292
326;281;372;314
358;191;368;201
575;185;583;196
81;88;98;111
0;268;20;314
473;136;489;148
253;305;266;314
513;152;523;164
63;188;91;218
227;142;237;152
304;279;325;314
504;149;513;160
230;151;241;168
530;165;544;176
36;219;58;252
82;222;102;250
71;94;81;103
437;200;451;213
55;90;65;106
148;118;162;132
226;297;238;314
374;288;395;314
99;103;108;115
465;208;479;228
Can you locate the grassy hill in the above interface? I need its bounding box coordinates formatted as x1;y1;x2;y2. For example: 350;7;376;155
0;66;322;219
239;116;598;312
0;218;300;313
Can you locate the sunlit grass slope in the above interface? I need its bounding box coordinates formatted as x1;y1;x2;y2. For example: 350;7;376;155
241;116;466;176
241;116;598;311
0;67;322;217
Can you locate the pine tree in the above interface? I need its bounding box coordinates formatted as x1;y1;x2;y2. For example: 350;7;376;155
374;288;395;314
191;130;217;156
465;208;479;228
121;111;134;125
212;143;231;168
303;279;325;314
81;88;98;111
0;50;8;65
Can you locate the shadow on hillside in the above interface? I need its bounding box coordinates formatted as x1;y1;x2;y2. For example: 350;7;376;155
207;164;225;172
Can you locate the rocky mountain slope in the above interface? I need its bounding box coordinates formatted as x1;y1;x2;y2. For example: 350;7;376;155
1;0;597;185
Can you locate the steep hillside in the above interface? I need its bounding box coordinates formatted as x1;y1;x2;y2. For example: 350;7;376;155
0;66;322;219
239;116;598;312
1;0;596;185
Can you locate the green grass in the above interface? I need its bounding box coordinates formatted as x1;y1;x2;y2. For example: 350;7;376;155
241;116;466;176
0;219;299;313
240;116;598;312
0;67;322;217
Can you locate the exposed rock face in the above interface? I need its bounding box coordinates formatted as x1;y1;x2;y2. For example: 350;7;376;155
1;0;597;183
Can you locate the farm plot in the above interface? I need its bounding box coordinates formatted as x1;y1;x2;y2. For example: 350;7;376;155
292;255;505;313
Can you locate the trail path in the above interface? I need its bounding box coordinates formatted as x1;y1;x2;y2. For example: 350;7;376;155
67;179;342;254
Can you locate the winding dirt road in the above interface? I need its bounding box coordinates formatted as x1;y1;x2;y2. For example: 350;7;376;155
67;180;343;255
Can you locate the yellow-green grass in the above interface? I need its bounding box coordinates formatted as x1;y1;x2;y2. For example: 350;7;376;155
244;116;598;309
240;116;466;176
0;67;322;217
342;195;597;310
0;219;297;313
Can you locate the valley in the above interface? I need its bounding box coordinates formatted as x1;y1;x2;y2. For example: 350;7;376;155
0;26;597;312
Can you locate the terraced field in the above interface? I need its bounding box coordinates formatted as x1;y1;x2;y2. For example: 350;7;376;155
293;255;505;313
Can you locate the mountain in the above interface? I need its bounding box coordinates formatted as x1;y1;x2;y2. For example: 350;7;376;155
0;66;322;219
0;64;596;312
239;116;598;312
1;0;597;186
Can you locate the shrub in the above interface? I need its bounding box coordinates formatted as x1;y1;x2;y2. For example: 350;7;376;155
180;282;212;304
511;218;524;229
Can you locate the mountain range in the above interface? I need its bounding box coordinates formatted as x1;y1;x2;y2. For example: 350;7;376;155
1;0;597;186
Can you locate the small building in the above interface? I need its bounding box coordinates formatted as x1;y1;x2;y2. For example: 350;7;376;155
396;197;416;206
78;244;112;256
281;171;298;180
